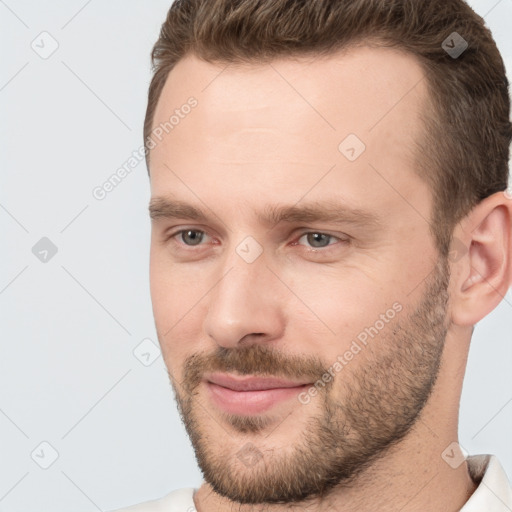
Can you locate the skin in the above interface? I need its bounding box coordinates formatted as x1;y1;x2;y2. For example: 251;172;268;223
148;46;512;512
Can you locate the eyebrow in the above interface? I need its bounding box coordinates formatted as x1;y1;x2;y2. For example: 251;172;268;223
149;196;381;231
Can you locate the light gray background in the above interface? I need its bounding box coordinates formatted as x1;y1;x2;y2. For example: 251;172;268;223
1;1;511;511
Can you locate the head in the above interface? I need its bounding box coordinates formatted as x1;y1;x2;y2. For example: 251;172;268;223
146;0;512;506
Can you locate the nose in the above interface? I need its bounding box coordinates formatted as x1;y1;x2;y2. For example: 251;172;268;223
203;246;285;348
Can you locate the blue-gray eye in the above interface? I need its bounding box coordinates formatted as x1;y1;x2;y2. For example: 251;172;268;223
305;233;333;248
181;230;204;246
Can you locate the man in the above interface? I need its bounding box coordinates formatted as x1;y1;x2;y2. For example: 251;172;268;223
112;0;512;510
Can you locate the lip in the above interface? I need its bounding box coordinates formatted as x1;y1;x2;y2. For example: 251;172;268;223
205;372;313;391
204;373;312;415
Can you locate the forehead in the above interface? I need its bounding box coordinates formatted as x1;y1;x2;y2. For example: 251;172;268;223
149;45;431;223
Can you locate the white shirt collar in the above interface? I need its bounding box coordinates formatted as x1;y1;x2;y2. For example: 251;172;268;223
461;454;512;511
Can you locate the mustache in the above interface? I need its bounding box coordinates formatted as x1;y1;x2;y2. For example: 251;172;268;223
179;343;331;394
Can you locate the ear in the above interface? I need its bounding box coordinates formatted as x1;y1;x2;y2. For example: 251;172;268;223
449;190;512;326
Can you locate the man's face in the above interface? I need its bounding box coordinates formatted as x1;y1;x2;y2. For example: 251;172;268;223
148;47;450;504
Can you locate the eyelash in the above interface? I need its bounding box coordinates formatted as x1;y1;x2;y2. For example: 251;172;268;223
165;228;349;254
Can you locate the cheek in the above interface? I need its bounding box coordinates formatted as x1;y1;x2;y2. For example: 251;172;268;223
149;243;193;318
149;249;208;368
149;250;185;353
286;268;380;320
149;250;173;325
284;269;403;355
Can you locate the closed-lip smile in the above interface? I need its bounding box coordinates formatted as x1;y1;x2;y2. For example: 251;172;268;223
203;372;313;415
204;372;313;391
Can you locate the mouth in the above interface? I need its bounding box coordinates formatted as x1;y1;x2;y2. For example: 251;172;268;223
203;372;313;415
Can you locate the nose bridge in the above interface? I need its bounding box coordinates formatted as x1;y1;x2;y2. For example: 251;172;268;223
203;236;283;347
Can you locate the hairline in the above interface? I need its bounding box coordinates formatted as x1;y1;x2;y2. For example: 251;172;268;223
145;37;436;169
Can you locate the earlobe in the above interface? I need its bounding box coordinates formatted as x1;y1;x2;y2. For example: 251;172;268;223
450;193;512;326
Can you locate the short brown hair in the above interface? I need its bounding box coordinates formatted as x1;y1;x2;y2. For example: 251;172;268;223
144;0;512;255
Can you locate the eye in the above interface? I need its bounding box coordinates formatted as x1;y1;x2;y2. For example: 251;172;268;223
296;232;344;249
173;229;209;246
165;229;348;255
